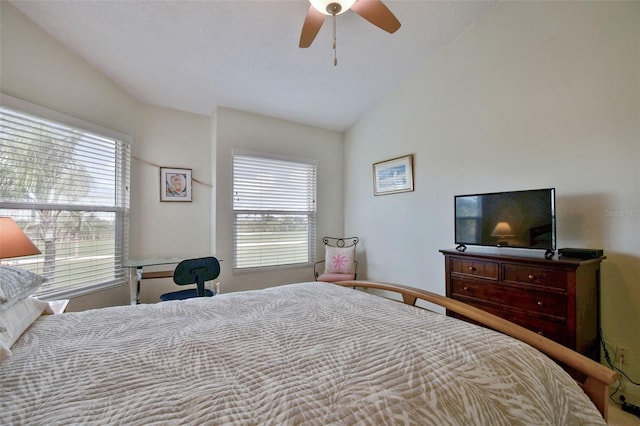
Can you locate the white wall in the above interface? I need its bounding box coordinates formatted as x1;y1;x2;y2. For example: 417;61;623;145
345;1;640;402
214;107;345;293
0;1;139;138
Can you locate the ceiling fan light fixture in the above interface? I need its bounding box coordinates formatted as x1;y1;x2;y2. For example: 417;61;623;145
309;0;356;16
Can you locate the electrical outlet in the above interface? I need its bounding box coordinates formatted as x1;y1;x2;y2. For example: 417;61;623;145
616;346;629;365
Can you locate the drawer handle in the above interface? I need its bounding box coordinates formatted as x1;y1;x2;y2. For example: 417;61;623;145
528;274;536;280
468;266;476;272
537;301;543;306
463;286;470;291
537;331;544;336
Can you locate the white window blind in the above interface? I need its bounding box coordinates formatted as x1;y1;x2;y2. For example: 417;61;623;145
0;104;130;298
233;153;316;269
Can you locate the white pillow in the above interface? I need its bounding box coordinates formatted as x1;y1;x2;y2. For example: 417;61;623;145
0;297;49;362
324;245;356;274
0;266;47;311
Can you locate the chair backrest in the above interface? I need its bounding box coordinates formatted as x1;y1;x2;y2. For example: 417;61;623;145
173;257;221;297
322;236;359;249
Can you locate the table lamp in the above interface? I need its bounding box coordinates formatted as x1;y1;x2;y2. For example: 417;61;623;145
491;221;515;246
0;217;41;260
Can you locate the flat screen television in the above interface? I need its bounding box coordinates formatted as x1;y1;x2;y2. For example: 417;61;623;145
455;188;556;257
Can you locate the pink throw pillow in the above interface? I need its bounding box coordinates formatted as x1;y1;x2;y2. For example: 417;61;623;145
324;246;355;274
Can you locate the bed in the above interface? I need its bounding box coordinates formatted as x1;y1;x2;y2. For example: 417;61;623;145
1;280;615;425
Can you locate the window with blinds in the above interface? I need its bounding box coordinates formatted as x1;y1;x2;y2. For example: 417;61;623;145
233;152;316;269
0;104;130;298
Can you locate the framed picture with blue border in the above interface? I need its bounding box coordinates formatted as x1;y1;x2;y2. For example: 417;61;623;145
373;154;414;196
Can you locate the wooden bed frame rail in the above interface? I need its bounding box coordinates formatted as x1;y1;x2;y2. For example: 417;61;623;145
334;280;617;420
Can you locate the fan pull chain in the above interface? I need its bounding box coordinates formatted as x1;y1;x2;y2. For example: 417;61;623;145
332;12;337;66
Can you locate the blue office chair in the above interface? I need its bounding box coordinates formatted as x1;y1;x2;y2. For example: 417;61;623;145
160;257;220;301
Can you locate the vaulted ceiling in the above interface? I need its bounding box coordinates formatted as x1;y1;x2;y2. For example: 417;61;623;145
10;0;495;131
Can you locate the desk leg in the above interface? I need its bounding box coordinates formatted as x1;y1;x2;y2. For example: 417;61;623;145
129;267;142;305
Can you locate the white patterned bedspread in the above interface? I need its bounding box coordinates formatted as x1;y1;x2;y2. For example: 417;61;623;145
1;282;603;425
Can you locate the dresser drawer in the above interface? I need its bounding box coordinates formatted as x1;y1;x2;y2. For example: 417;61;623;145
503;264;567;290
450;301;568;345
499;310;568;345
451;258;498;280
452;279;566;318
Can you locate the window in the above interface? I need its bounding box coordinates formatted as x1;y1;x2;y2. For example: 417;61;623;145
455;195;482;243
0;100;130;298
233;152;316;269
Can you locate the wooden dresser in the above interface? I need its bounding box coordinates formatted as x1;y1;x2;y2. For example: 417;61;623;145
440;249;604;362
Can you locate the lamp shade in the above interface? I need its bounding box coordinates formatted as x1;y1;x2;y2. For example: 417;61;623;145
0;217;41;259
491;221;515;238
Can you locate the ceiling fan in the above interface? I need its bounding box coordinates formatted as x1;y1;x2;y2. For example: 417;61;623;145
299;0;401;64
